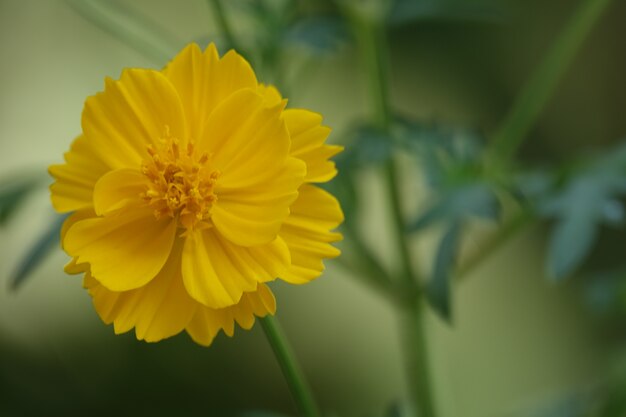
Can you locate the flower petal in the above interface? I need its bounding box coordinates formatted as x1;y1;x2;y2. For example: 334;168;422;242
64;208;177;291
198;88;289;184
82;69;187;170
279;184;343;284
49;135;110;213
84;240;197;343
212;156;305;247
93;168;148;216
60;208;95;274
163;43;257;140
182;228;289;309
284;109;342;183
257;84;284;107
199;88;305;246
185;284;276;347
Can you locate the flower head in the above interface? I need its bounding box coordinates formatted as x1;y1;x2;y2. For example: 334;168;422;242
50;43;343;346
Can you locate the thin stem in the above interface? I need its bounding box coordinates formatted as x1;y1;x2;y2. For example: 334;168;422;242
347;7;437;417
401;298;436;417
207;0;243;53
260;316;321;417
490;0;613;163
354;13;416;285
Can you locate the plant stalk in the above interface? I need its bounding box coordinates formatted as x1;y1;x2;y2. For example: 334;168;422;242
490;0;613;163
260;316;321;417
348;8;437;417
402;298;436;417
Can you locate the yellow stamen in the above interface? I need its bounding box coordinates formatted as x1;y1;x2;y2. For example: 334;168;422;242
141;126;220;232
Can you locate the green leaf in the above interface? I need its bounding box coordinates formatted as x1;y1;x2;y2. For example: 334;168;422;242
340;123;393;169
408;182;500;232
512;170;556;205
0;175;42;225
547;210;598;281
283;15;350;55
544;174;626;281
427;222;461;321
388;0;508;27
10;214;67;291
393;118;486;189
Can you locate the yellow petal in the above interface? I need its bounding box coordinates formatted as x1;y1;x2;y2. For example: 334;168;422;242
65;257;89;275
64;207;177;291
60;208;95;274
232;283;277;329
85;241;197;343
257;83;284;107
93;168;147;216
186;284;276;347
49;135;110;213
82;69;187;170
198;88;289;184
284;109;342;183
279;184;343;284
198;88;305;246
163;43;257;140
181;229;289;309
213;156;305;247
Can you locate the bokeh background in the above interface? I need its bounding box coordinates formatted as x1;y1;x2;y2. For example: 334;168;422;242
1;0;626;416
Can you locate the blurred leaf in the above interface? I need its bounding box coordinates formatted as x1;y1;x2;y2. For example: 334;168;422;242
283;15;350;54
66;0;181;64
408;182;500;231
326;123;393;231
388;0;509;26
512;170;556;205
393;118;486;188
340;123;393;169
10;214;67;291
515;142;626;281
427;222;461;321
544;174;626;281
547;208;598;281
0;175;41;225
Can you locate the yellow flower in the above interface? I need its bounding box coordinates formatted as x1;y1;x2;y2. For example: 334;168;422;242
49;43;343;346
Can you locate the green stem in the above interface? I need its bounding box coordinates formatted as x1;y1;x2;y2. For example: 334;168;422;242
348;8;436;417
260;316;321;417
402;298;436;417
490;0;613;163
207;0;243;53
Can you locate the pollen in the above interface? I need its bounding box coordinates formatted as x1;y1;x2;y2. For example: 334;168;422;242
141;126;220;232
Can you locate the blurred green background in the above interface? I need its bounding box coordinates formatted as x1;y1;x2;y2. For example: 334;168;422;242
1;0;626;416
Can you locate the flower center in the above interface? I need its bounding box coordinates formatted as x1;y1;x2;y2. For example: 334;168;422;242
141;126;220;232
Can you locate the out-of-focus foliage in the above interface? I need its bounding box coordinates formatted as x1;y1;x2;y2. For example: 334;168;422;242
9;213;65;291
0;174;41;225
388;0;508;26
